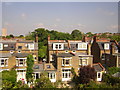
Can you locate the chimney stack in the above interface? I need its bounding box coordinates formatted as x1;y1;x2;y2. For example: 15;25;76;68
35;34;38;42
87;43;91;55
82;35;87;42
48;35;50;41
110;43;115;55
93;36;97;42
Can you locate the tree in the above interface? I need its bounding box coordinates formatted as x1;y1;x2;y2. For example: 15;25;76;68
71;30;83;40
35;72;55;88
26;54;34;83
38;46;47;59
107;67;120;75
2;69;17;89
86;32;94;37
78;65;96;84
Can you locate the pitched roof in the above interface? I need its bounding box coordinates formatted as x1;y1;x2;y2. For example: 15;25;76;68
93;63;105;72
13;53;29;58
33;64;44;72
0;53;12;58
98;42;118;50
57;53;74;57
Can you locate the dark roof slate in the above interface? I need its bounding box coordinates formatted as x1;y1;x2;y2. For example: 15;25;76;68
93;64;104;72
57;53;74;57
33;64;44;72
13;53;29;58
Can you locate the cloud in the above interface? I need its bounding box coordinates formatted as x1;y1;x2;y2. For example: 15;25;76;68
35;23;45;28
107;25;118;30
77;24;85;27
97;8;115;16
56;18;61;22
21;13;27;18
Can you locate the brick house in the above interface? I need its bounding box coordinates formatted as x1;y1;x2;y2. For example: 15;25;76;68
47;36;93;82
0;39;38;83
91;36;120;68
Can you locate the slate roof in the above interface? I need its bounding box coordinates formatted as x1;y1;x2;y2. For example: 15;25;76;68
13;53;29;58
98;42;118;50
112;72;120;77
93;63;105;72
57;53;74;57
0;53;12;58
33;64;44;72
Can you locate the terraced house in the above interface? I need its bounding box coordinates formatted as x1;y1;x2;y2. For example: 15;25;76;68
47;36;93;82
0;38;38;83
91;36;120;68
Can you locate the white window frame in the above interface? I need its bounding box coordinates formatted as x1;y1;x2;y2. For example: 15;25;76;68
79;57;88;66
33;72;40;80
78;43;87;50
50;55;54;61
16;58;27;66
48;72;56;79
104;43;109;50
0;43;3;50
62;58;72;66
28;43;34;50
4;44;8;47
53;43;64;50
0;58;8;67
62;69;71;81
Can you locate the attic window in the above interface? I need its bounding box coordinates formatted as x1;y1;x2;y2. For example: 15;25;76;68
0;43;3;50
4;44;8;47
104;43;109;50
47;65;51;68
78;43;87;50
53;43;64;50
34;65;39;69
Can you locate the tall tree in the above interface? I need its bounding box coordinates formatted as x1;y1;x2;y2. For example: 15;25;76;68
71;30;83;40
26;54;34;83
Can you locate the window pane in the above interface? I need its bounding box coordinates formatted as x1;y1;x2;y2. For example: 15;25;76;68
66;60;69;64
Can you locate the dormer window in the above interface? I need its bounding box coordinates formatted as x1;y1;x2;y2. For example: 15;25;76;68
78;43;87;50
18;50;21;53
0;43;3;50
104;43;109;50
65;50;68;53
28;44;34;50
10;50;14;54
53;43;64;50
4;44;8;47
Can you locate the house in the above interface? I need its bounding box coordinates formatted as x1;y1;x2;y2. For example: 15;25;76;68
0;39;38;83
47;36;93;82
91;36;119;68
93;63;105;81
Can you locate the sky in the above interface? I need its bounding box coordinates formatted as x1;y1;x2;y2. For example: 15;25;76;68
2;2;119;36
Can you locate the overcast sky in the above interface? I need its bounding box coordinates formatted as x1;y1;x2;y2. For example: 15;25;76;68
2;2;118;35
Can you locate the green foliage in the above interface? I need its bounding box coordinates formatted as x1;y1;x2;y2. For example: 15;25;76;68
38;46;47;59
71;67;79;84
26;54;34;82
86;32;94;37
35;72;55;88
2;69;17;84
107;67;120;75
2;69;17;89
13;80;29;89
102;73;120;86
110;35;120;42
71;29;83;40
